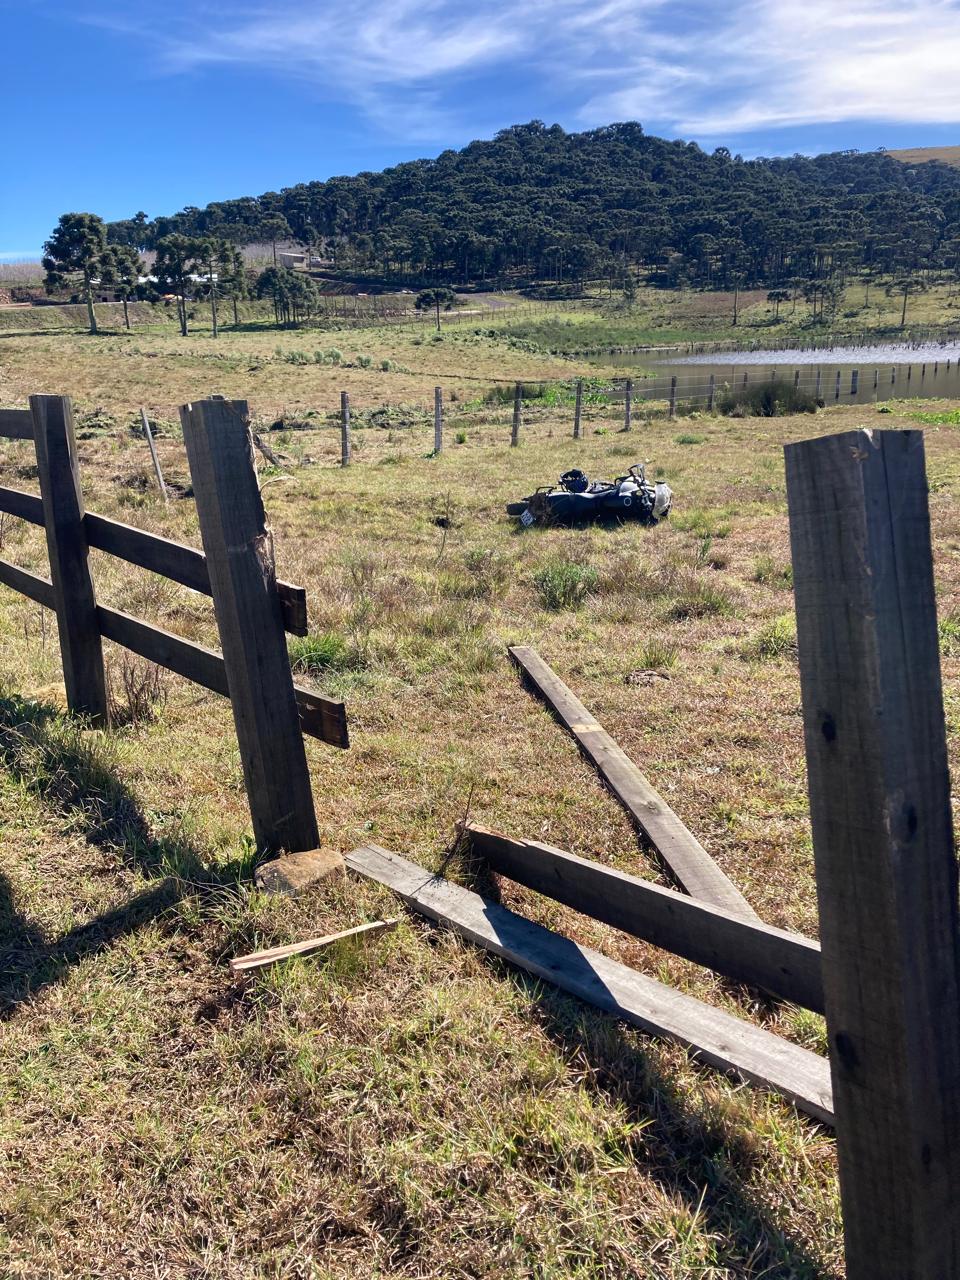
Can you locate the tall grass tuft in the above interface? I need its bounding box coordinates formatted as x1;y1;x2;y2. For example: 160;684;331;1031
533;560;598;610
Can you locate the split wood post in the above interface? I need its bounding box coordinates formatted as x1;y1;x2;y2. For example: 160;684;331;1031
706;373;715;412
511;383;521;447
180;397;320;855
785;428;960;1279
340;391;351;466
668;375;677;418
30;394;108;724
573;378;583;438
433;386;443;454
140;407;168;501
624;378;633;430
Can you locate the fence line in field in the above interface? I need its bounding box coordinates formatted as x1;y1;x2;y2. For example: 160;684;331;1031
0;396;348;853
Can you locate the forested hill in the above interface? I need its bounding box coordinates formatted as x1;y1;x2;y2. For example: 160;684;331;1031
108;121;960;289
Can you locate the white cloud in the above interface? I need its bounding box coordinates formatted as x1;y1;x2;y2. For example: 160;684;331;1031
99;0;960;142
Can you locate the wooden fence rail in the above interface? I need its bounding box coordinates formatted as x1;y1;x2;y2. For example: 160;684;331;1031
0;394;348;854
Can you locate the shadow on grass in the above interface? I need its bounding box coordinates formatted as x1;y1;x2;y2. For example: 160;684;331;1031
514;973;833;1278
0;691;253;1017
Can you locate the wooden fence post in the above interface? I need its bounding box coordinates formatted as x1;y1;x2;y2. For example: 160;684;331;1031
340;391;351;466
511;383;521;447
180;397;320;855
140;407;168;501
785;428;960;1279
851;369;859;396
624;378;632;430
573;378;583;438
834;370;841;400
434;386;443;454
815;367;822;400
668;376;677;418
30;394;108;724
707;373;715;412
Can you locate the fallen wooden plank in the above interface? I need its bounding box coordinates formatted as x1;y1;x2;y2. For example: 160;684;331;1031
0;485;44;526
0;408;33;440
85;512;308;637
509;645;758;919
0;558;55;608
345;844;834;1125
230;917;399;972
96;604;349;748
468;824;824;1012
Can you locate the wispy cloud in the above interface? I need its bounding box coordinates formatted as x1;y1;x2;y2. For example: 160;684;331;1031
88;0;960;143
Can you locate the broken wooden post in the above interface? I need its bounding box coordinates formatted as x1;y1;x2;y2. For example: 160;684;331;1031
180;397;320;855
140;407;168;501
785;428;960;1279
433;385;443;454
511;383;521;447
573;378;583;438
340;391;351;466
30;394;108;724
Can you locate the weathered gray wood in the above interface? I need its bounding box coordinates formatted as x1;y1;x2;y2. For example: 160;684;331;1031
0;559;54;608
340;391;351;467
30;395;108;724
345;844;833;1125
0;408;33;440
668;376;677;418
230;917;399;972
509;646;758;919
573;379;583;439
95;605;348;747
180;397;321;854
434;386;443;454
84;512;308;636
707;374;716;412
468;824;823;1012
0;485;44;526
139;408;168;501
785;427;960;1278
624;378;633;430
511;383;521;447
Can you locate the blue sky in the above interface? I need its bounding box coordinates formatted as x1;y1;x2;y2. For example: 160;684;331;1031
4;0;960;259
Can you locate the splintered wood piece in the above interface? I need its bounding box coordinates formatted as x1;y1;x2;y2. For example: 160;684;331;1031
508;645;758;919
345;844;833;1125
230;918;399;972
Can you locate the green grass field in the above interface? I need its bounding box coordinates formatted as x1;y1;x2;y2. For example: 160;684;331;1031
3;304;960;1276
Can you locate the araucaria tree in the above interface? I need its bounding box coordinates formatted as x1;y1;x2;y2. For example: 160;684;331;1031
42;212;110;334
153;234;203;336
415;286;456;331
101;244;144;330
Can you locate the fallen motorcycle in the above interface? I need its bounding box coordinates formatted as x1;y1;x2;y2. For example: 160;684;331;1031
507;464;673;527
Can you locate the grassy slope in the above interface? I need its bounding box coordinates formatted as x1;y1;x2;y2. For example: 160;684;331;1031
3;311;960;1276
890;145;960;168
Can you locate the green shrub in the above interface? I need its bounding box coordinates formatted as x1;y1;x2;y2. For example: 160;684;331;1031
674;433;705;445
356;354;372;368
742;614;797;660
288;631;356;675
455;430;467;444
634;639;678;670
534;560;598;610
717;380;819;417
668;574;733;620
753;554;794;587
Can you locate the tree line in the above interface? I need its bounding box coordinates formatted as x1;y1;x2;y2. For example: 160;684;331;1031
100;121;960;294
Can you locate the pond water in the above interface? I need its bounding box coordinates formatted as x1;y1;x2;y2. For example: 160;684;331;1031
594;341;960;408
